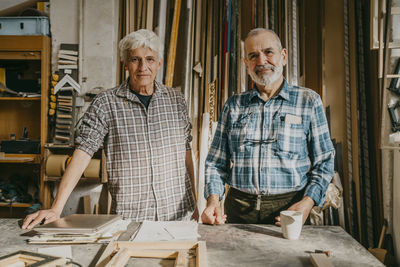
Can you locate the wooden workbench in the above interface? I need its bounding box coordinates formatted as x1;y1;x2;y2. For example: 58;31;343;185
0;219;383;266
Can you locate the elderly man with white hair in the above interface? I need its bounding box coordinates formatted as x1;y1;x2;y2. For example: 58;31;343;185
23;29;197;229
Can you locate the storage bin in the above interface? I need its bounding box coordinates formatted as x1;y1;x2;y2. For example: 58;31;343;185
0;17;49;36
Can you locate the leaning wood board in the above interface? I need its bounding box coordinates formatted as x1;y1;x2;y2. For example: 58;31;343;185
165;0;182;87
393;150;400;263
310;253;334;267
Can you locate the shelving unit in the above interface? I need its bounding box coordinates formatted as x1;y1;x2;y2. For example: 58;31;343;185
0;35;50;216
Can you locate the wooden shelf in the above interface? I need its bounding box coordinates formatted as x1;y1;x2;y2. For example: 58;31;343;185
0;97;41;101
45;176;100;183
0;35;50;208
0;202;32;208
0;51;41;60
380;146;400;150
0;154;40;164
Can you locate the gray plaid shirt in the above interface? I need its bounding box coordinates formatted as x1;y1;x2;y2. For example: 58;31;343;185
75;79;195;221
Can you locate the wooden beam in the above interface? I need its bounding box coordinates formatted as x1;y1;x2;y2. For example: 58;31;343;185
310;253;334;267
165;0;182;87
196;241;207;267
105;248;130;267
174;250;187;267
116;241;198;250
83;195;91;214
146;0;154;30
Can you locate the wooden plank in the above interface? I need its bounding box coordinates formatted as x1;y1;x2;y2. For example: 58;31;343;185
190;0;203;154
83;195;91;214
198;112;210;216
141;0;147;29
237;0;242;96
217;0;223;116
393;150;400;264
391;6;400;14
105;248;130;267
94;203;99;215
386;74;400;78
0;36;50;51
223;53;229;103
349;0;362;241
128;250;178;259
165;0;182;87
388;42;400;48
203;0;212;114
137;0;143;30
196;241;207;267
130;0;136;32
155;0;167;82
96;241;206;267
370;0;379;49
101;149;108;183
146;0;154;30
183;0;194;108
310;253;334;267
174;250;187;267
96;241;118;267
264;0;269;28
40;36;50;208
378;0;386;78
0;51;40;60
199;0;207;116
116;241;198;250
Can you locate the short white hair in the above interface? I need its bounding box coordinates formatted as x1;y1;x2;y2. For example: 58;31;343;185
245;28;283;52
119;29;163;62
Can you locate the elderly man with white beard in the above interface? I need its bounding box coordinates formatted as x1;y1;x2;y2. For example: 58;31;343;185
201;28;335;225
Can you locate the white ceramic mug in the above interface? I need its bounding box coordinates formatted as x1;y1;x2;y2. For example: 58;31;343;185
280;210;303;240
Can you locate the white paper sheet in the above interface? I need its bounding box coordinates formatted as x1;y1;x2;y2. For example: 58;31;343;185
131;221;200;242
38;245;72;258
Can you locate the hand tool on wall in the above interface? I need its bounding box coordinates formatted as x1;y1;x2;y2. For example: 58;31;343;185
388;58;400;95
388;100;400;132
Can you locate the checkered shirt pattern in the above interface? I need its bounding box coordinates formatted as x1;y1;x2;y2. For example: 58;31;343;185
76;79;195;221
205;80;335;207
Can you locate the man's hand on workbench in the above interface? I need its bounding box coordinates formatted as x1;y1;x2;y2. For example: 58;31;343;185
21;209;60;230
274;196;314;226
201;194;227;225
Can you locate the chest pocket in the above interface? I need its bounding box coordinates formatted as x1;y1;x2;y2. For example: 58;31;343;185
275;115;307;157
228;112;252;152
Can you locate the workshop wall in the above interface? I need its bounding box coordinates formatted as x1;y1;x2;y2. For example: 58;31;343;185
49;0;120;216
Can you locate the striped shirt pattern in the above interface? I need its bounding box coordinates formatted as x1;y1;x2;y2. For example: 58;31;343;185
76;79;195;221
205;80;335;207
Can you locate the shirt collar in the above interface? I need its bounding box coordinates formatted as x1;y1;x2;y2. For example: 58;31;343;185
115;78;168;100
248;78;290;103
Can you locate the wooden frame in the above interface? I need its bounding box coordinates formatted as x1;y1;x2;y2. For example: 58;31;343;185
96;241;207;267
0;250;65;267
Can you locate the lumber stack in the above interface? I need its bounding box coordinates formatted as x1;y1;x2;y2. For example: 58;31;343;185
52;44;80;145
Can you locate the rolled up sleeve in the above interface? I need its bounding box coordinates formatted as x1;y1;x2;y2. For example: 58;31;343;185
75;95;109;157
304;96;335;207
204;101;231;200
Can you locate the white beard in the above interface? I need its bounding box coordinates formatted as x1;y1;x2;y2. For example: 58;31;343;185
248;60;283;87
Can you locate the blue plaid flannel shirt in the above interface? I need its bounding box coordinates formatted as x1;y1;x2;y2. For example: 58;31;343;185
204;80;335;207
